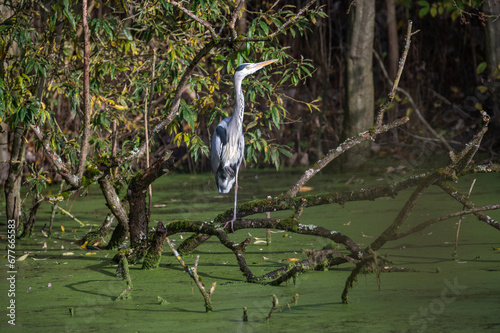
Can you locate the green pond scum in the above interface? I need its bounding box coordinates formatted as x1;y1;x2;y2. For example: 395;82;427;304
1;170;499;332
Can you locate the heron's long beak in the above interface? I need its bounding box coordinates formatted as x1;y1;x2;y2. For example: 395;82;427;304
251;59;278;70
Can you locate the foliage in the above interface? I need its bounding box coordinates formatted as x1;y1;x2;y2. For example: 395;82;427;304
413;0;484;20
1;0;325;189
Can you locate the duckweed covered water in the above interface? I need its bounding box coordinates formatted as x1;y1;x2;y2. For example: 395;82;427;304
1;169;499;332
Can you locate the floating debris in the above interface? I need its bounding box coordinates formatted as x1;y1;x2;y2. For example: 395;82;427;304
17;253;29;261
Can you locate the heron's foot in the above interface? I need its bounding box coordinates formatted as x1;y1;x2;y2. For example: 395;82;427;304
222;219;236;235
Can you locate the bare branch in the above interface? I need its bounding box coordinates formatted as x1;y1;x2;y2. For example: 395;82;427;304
268;0;318;39
30;124;80;188
394;203;500;239
376;20;415;127
440;182;500;231
229;0;245;40
286;116;409;198
169;0;217;39
373;50;453;151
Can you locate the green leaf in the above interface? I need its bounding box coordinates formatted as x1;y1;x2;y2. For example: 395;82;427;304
430;5;437;17
123;28;133;41
259;21;269;34
476;62;487;74
63;8;76;30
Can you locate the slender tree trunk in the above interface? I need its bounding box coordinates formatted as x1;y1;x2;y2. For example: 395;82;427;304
342;0;375;169
385;0;399;80
0;122;9;186
385;0;399;143
5;126;27;228
484;1;500;128
20;194;42;238
78;0;91;182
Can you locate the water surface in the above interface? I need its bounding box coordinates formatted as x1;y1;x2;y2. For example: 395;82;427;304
1;169;499;332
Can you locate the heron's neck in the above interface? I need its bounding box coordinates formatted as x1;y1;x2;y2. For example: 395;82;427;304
229;77;245;135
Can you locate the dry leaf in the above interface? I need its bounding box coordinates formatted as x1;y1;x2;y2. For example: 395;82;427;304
17;253;29;261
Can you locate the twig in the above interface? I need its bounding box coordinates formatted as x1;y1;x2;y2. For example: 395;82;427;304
440;182;500;231
242;306;248;321
453;179;476;260
30;124;80;188
166;237;216;312
287;20;415;198
266;294;299;321
169;0;217;39
393;203;500;239
49;181;66;236
376;20;416;127
229;0;246;40
268;0;318;39
48;203;87;227
286;116;409;198
373;50;453;151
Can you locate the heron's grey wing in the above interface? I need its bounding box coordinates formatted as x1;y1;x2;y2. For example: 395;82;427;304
211;119;229;173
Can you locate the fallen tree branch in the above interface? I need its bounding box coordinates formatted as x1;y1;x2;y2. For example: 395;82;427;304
166;237;216;312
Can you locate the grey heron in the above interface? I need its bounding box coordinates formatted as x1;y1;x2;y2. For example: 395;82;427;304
211;59;278;233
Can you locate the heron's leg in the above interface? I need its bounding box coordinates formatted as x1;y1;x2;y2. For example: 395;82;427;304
223;168;239;235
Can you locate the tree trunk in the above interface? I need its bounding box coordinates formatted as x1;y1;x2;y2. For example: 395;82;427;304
0;122;9;186
484;1;500;129
342;0;375;169
20;194;42;238
142;222;168;269
5;126;27;228
385;0;399;143
128;154;173;246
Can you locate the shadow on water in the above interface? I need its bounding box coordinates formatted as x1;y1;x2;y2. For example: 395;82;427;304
0;169;499;332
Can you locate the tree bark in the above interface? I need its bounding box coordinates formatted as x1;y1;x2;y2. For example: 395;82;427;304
0;122;9;186
78;0;92;182
342;0;375;169
483;1;500;128
385;0;399;142
142;222;168;269
128;154;173;246
5;126;27;227
20;194;42;238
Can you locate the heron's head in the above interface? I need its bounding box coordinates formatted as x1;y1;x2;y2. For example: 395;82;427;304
234;59;278;80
